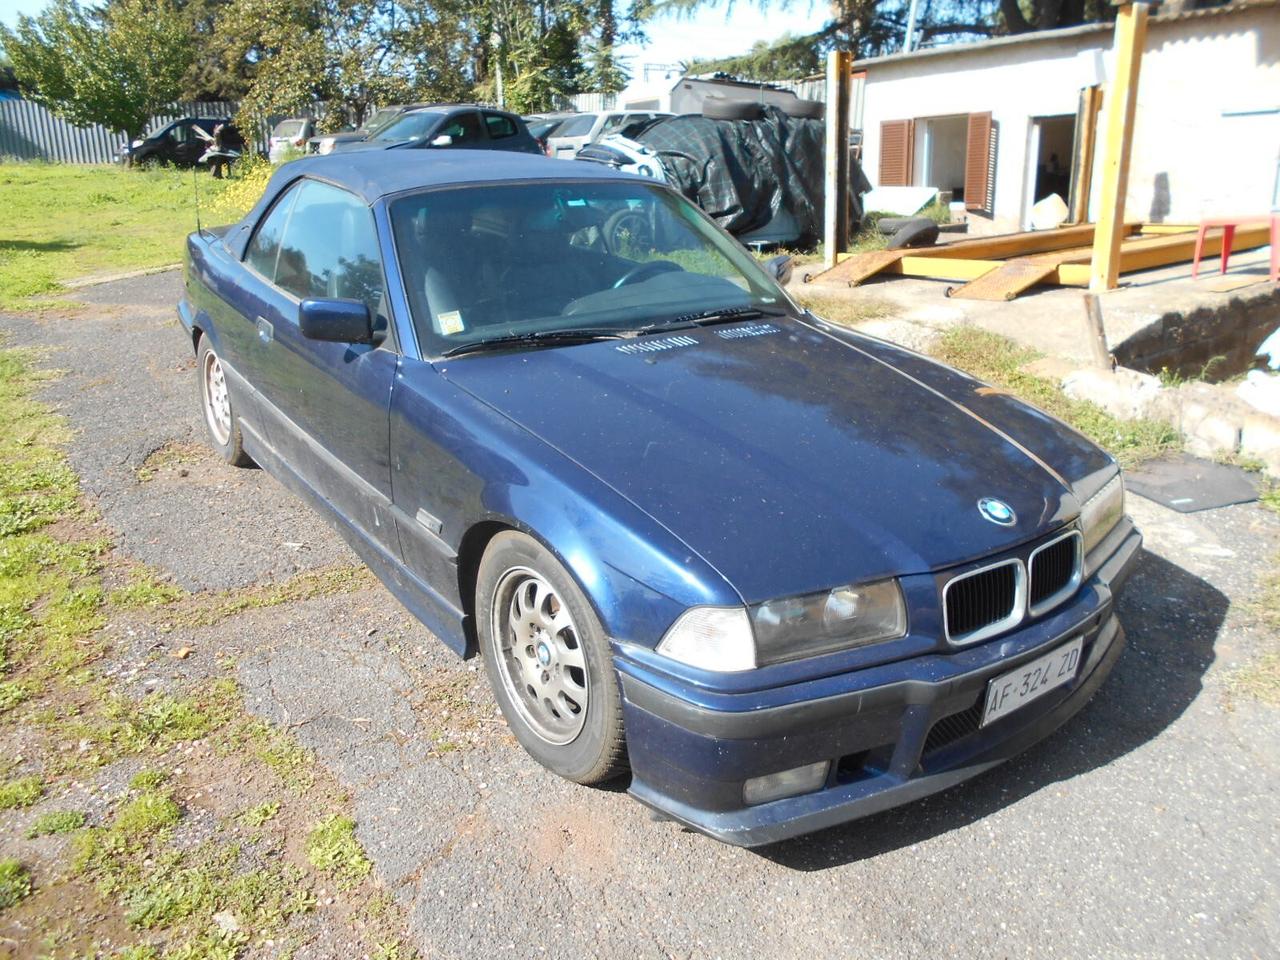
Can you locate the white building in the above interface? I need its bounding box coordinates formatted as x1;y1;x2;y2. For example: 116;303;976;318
856;0;1280;232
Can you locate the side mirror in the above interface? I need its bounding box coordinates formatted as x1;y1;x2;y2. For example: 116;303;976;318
430;134;454;147
299;299;373;344
764;254;793;286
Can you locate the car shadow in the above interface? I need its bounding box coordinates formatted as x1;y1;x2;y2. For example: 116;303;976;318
0;239;80;254
751;549;1226;870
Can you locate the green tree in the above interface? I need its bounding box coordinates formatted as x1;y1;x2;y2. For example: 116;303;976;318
0;0;193;140
687;32;820;79
219;0;473;131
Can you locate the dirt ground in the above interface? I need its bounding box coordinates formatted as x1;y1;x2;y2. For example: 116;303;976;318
2;270;1278;959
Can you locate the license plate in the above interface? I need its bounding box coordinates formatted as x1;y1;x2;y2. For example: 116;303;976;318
982;636;1083;727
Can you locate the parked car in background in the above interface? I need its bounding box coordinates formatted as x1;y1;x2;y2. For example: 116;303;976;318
334;105;541;155
523;112;575;155
179;149;1140;847
119;117;242;168
308;103;431;155
543;110;672;159
268;117;315;163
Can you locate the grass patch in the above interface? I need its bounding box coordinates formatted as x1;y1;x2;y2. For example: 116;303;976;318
0;858;32;909
109;567;186;609
1259;484;1280;517
162;564;374;629
25;809;87;838
0;774;43;809
0;162;264;312
129;769;169;791
0;679;30;713
931;326;1179;467
305;815;372;890
792;288;896;328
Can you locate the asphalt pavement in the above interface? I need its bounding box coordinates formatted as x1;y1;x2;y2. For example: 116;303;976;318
3;270;1278;960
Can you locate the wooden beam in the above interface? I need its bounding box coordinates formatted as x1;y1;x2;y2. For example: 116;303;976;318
823;50;853;270
1057;222;1272;285
1070;85;1102;224
1089;3;1149;291
886;257;1002;281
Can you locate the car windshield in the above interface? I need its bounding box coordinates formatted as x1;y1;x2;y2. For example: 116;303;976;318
389;180;790;356
360;107;402;135
370;112;441;143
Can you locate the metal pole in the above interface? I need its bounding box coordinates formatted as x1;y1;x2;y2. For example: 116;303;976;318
903;0;921;53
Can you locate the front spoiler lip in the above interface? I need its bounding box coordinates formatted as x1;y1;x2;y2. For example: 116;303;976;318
630;616;1126;847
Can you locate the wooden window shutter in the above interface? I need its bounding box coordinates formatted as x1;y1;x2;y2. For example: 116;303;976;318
879;119;914;186
964;112;995;212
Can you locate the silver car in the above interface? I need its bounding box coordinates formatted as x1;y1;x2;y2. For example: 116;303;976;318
543;110;670;159
267;118;314;164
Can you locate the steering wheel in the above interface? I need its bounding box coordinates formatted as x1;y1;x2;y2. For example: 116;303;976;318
612;260;684;289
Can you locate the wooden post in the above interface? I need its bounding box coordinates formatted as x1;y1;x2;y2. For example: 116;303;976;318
1069;85;1102;224
1082;293;1112;369
824;50;853;271
1089;3;1148;291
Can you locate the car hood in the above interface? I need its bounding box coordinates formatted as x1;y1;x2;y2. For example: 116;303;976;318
440;317;1088;603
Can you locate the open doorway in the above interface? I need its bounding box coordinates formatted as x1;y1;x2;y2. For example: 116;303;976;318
1030;115;1075;206
913;115;969;202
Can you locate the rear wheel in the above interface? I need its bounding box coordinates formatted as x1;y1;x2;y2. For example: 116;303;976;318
196;337;254;467
476;531;627;784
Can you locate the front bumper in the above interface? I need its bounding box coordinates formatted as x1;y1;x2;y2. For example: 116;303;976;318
616;520;1142;846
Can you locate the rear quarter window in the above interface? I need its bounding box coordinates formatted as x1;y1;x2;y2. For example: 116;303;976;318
484;113;518;139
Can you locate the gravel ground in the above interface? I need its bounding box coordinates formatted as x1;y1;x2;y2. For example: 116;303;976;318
3;270;1278;960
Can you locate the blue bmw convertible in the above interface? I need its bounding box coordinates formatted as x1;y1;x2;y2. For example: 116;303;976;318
177;150;1141;846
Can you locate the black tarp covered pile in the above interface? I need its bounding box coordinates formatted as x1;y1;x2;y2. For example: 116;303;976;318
631;106;868;248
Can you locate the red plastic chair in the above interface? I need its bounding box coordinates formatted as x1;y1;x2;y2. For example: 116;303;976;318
1191;214;1280;282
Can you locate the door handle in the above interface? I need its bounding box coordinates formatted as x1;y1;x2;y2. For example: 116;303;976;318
256;317;274;343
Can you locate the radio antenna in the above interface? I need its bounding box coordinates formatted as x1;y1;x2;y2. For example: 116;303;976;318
192;164;204;237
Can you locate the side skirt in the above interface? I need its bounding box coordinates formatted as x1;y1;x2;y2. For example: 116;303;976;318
239;419;470;656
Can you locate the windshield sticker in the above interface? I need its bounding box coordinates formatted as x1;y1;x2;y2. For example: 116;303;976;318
438;311;465;335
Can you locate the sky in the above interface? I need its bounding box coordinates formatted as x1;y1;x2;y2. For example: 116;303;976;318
0;0;829;71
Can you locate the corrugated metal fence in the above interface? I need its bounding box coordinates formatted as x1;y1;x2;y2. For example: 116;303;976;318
0;99;250;163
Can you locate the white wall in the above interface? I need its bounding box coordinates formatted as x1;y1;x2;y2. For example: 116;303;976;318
859;5;1280;231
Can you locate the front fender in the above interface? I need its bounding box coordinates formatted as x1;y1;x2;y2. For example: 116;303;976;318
390;356;741;651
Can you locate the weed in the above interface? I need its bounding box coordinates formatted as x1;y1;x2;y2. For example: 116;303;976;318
114;792;181;838
305;815;372;890
931;326;1179;467
25;809;87;838
130;769;169;791
0;679;30;713
0;858;32;908
135;441;205;483
239;800;280;828
1259;484;1280;517
0;774;42;809
163;565;374;629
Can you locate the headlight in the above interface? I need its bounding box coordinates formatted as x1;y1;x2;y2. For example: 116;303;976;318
656;606;755;672
1079;472;1124;554
751;578;906;665
656;578;907;672
130;139;144;148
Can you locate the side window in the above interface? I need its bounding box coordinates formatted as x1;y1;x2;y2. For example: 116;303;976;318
274;180;384;311
245;183;300;281
600;114;627;137
169;122;193;143
483;112;517;140
437;112;483;146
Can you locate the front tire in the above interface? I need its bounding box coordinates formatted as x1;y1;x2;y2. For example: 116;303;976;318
476;531;627;784
196;337;254;467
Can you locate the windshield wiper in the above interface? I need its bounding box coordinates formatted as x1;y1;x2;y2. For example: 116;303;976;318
440;328;624;358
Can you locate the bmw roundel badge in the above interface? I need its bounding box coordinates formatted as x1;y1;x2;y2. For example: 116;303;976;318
978;497;1016;526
